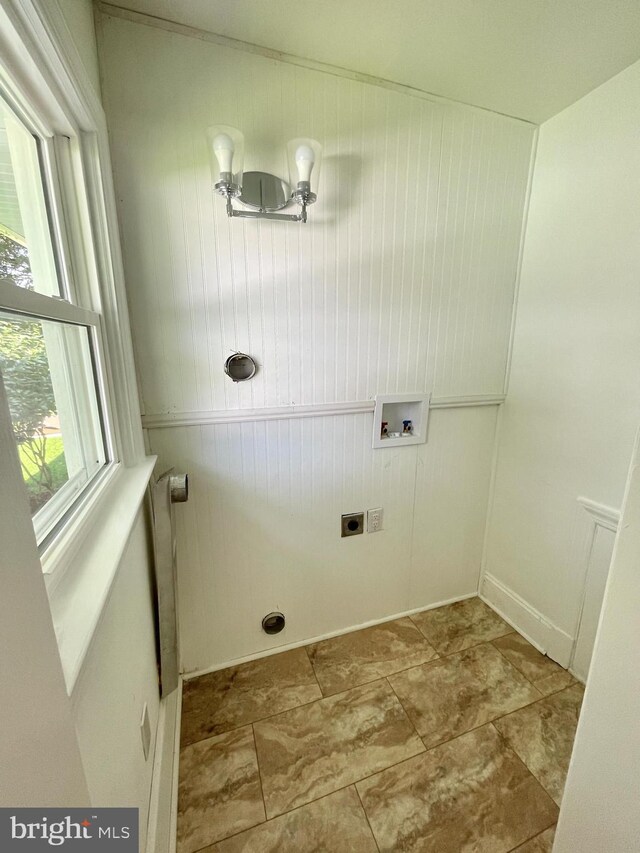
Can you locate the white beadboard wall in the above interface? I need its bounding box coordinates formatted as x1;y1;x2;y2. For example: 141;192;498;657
150;406;498;671
97;8;534;672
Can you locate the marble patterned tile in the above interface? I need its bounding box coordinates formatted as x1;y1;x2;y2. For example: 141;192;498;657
388;642;542;747
534;670;577;697
253;679;425;817
177;726;265;852
357;724;558;852
492;633;567;688
493;683;584;805
512;826;556;852
209;787;378;852
181;647;322;746
307;617;438;696
411;597;513;655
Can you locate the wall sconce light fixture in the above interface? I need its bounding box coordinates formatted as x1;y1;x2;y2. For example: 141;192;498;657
207;125;322;223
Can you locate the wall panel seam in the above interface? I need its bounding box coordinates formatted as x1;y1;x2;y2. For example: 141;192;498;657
502;123;539;396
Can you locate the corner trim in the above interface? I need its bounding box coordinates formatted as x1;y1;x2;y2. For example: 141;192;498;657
480;572;575;669
145;679;181;853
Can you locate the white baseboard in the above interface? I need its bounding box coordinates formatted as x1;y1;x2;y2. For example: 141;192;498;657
480;573;574;667
145;679;182;853
183;592;478;681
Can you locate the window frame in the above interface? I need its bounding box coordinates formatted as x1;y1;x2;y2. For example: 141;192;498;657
0;0;150;582
0;88;119;555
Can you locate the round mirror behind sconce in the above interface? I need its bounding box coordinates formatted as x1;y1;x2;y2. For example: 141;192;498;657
224;352;257;382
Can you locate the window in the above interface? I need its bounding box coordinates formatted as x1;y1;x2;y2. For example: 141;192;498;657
0;91;113;547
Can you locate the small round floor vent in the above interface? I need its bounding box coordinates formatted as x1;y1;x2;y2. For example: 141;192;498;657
262;611;285;635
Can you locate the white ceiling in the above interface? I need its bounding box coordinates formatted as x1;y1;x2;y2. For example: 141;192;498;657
103;0;640;123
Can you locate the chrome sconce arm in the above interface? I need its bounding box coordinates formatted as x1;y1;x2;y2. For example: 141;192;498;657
208;127;322;225
215;177;316;223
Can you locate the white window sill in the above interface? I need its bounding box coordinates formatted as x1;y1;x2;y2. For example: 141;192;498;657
44;455;157;693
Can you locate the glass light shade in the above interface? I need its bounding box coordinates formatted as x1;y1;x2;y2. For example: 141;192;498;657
206;125;245;187
287;138;322;192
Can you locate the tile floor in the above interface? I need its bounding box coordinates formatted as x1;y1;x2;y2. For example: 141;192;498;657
177;597;583;852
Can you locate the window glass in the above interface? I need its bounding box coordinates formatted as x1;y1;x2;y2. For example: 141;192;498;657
0;96;61;296
0;311;106;542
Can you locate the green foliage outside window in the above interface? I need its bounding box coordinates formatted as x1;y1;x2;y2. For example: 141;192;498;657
0;233;68;512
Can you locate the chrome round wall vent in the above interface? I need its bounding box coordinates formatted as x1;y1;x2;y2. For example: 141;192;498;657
224;352;257;382
262;612;285;635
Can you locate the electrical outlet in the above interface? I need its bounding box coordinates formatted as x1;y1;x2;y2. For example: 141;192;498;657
367;507;383;532
341;512;364;537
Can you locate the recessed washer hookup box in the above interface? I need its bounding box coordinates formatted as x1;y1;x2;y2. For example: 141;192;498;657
0;809;138;852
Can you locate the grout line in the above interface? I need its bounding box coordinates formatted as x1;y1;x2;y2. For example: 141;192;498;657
490;641;578;697
191;717;562;852
384;676;423;742
187;679;575;847
488;635;574;693
197;787;366;847
410;629;516;659
180;692;325;748
262;746;427;823
183;651;449;749
183;630;555;751
489;639;545;694
415;712;550;756
354;784;381;852
308;648;441;700
490;721;562;813
505;821;557;853
250;723;268;824
304;644;326;697
183;619;528;748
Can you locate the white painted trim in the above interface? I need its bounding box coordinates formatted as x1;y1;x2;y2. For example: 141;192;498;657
577;496;620;532
144;400;373;429
480;572;575;669
141;395;505;430
48;456;157;693
97;2;535;128
15;0;146;464
0;277;99;326
145;679;181;853
168;679;181;853
569;497;621;678
430;394;506;409
182;593;477;680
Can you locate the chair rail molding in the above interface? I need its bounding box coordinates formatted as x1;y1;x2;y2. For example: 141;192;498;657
141;394;506;429
576;496;621;532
